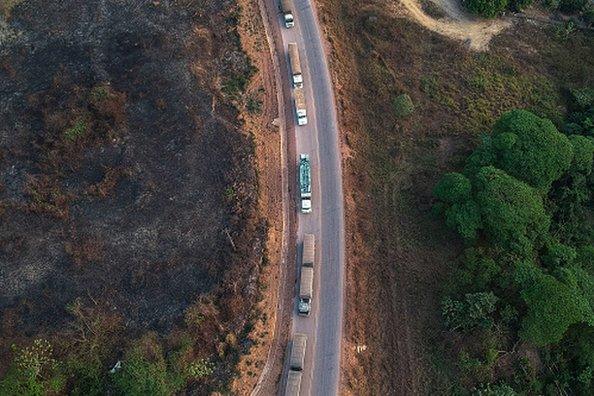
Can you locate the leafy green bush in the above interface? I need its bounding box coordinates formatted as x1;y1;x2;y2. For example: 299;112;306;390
393;93;415;118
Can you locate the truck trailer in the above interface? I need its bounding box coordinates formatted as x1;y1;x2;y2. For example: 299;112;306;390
288;43;303;88
294;88;307;126
302;234;315;266
299;154;312;213
289;333;307;371
285;370;302;396
280;0;295;28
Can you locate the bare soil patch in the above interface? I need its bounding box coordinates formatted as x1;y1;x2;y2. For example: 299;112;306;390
393;0;511;50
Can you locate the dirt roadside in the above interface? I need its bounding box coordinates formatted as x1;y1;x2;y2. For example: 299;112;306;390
314;0;456;394
231;0;296;394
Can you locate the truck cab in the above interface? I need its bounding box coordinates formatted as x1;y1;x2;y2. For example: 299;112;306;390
281;0;295;28
298;297;311;316
284;13;294;28
301;197;312;213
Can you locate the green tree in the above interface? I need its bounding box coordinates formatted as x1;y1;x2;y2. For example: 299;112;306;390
0;339;65;396
442;292;498;332
452;248;502;293
434;172;472;203
463;0;509;17
112;335;184;396
491;110;573;192
474;166;550;255
464;135;497;178
445;200;482;241
542;240;577;270
519;271;594;346
568;135;594;175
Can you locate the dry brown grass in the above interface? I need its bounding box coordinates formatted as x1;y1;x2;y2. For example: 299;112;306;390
316;0;593;393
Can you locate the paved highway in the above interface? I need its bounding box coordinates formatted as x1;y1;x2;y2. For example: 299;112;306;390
267;0;346;395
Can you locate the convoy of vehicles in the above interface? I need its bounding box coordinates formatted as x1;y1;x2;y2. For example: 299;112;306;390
299;154;312;213
278;7;317;395
298;234;315;316
280;0;295;28
288;43;303;88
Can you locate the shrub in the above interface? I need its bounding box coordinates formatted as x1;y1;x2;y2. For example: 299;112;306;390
64;119;89;141
509;0;533;11
112;346;183;396
393;93;415;117
186;359;214;379
558;0;589;12
463;0;509;18
0;339;65;395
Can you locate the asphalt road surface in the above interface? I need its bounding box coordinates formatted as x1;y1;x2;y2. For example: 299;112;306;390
270;1;346;395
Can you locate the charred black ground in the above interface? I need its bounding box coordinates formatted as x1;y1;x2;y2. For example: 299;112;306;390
0;0;264;391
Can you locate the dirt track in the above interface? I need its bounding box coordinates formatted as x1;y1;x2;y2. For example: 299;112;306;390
394;0;511;50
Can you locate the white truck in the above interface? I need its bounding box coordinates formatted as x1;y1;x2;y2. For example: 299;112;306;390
288;43;303;88
298;234;315;316
299;154;311;213
280;0;295;28
294;88;307;126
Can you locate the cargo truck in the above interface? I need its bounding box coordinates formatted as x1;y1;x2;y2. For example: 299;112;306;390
299;154;311;213
289;333;307;371
298;267;313;316
288;43;303;88
285;370;302;396
302;234;315;266
280;0;295;28
298;234;314;315
294;88;307;126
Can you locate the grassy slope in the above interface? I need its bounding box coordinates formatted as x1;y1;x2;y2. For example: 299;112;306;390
315;0;594;393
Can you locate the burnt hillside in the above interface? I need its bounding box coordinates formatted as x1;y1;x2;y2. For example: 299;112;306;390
0;0;265;392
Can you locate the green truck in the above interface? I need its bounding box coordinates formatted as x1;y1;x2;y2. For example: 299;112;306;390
299;154;312;213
